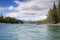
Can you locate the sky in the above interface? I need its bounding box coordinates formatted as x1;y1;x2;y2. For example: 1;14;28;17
0;0;58;21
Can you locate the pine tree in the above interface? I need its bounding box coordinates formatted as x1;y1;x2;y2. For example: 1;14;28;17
47;8;53;23
0;13;4;22
47;2;58;24
52;2;58;24
57;1;60;22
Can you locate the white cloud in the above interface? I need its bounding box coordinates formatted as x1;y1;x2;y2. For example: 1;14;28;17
0;7;5;11
6;12;19;18
7;6;15;10
6;0;58;21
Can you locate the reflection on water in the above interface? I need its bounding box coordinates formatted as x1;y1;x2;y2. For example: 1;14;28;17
47;25;60;40
0;24;60;40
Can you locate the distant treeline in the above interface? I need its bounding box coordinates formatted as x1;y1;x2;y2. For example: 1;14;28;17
0;14;24;24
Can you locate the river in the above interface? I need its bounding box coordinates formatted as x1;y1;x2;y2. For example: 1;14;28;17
0;24;60;40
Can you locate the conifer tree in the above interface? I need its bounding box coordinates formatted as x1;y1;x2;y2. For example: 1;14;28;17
0;13;4;22
47;2;58;24
47;8;53;23
57;1;60;22
52;2;58;24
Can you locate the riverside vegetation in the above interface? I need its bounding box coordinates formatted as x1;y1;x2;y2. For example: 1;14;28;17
0;14;24;24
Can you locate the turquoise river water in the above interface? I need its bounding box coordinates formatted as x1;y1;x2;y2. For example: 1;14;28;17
0;24;60;40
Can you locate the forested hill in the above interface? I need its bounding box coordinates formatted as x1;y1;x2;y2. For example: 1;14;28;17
0;14;24;24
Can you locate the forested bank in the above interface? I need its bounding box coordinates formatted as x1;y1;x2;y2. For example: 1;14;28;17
0;14;24;24
47;1;60;24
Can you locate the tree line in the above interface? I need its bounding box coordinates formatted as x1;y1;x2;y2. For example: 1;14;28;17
47;1;60;24
0;14;24;24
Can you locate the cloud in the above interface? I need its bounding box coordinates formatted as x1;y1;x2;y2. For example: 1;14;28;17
6;12;19;18
0;7;5;11
6;0;58;21
8;6;15;10
0;6;15;12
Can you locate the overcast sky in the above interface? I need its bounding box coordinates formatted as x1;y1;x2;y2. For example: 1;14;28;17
0;0;58;21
